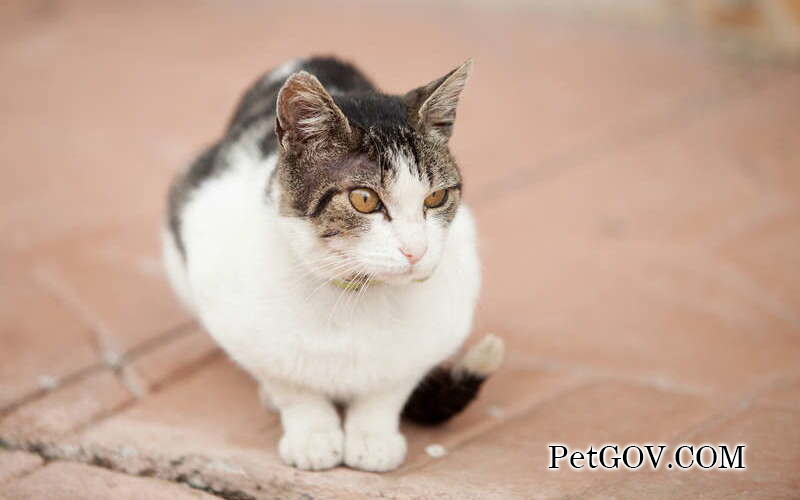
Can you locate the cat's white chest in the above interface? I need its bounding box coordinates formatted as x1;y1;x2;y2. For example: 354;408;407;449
191;246;478;398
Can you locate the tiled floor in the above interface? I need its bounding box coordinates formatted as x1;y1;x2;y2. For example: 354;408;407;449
1;1;799;498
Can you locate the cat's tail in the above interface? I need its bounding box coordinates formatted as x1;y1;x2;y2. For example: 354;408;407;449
402;334;505;425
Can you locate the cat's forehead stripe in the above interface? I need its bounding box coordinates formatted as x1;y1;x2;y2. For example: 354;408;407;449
388;147;424;184
366;129;429;189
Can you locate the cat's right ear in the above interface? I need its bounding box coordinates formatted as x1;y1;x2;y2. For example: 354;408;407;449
275;71;352;152
405;59;472;144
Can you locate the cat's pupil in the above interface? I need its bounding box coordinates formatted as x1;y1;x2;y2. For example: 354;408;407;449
349;188;380;213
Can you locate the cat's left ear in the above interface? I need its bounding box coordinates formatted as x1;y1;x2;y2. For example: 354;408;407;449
405;59;472;143
276;71;352;152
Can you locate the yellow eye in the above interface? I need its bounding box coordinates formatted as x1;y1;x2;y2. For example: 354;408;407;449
424;189;448;209
349;188;381;213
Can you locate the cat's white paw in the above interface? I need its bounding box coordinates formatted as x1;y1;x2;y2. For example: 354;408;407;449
344;431;407;472
279;429;344;471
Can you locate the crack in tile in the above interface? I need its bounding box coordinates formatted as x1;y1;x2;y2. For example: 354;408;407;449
0;438;309;500
0;447;45;486
0;350;251;497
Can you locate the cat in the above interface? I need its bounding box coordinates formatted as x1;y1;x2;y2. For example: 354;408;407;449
163;56;503;472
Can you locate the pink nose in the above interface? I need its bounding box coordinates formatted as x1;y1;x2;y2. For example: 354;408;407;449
400;247;426;264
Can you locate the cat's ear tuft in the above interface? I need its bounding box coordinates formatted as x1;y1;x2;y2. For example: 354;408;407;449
275;71;351;152
406;59;472;143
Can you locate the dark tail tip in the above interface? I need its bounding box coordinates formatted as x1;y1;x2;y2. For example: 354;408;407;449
402;335;505;426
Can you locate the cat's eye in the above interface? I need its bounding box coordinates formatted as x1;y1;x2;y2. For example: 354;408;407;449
424;189;448;209
349;188;382;213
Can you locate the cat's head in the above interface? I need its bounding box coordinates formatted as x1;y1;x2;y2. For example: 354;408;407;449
273;60;471;287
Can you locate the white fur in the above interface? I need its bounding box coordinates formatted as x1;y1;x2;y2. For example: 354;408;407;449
163;135;480;471
455;334;505;377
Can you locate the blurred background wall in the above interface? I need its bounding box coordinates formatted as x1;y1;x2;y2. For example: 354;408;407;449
471;0;800;59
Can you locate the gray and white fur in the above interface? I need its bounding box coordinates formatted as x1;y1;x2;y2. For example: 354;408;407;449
163;56;503;472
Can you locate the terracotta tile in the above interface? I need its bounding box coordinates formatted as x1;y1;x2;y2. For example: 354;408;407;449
0;370;131;446
474;78;799;246
758;374;800;410
717;210;800;317
58;358;578;498
30;217;190;356
582;406;800;499
125;326;217;393
65;359;390;498
683;407;800;489
468;80;800;396
398;381;719;499
72;359;277;459
0;461;216;500
577;470;797;500
687;73;800;198
0;450;42;485
474;206;800;397
0;261;98;410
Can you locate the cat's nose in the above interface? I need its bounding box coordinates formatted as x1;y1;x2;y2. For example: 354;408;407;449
400;245;427;264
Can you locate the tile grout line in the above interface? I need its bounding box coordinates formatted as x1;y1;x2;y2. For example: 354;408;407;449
64;350;225;440
30;259;205;396
113;320;202;399
0;363;107;418
0;320;198;417
0;351;237;499
120;320;198;362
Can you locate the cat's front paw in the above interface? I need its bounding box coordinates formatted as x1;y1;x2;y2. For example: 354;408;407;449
344;431;407;472
278;429;344;471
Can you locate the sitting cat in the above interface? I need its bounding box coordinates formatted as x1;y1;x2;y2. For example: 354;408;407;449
163;56;503;472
